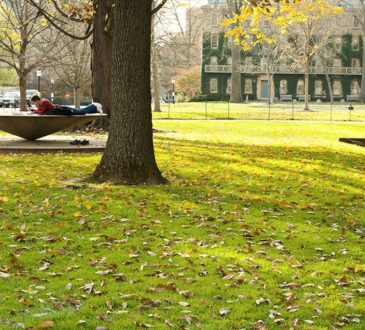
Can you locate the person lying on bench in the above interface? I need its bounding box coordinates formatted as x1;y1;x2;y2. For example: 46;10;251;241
30;95;103;115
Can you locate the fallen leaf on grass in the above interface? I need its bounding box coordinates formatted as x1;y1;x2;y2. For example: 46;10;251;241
36;320;54;329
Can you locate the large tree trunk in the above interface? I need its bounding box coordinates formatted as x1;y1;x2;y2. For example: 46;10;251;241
19;73;27;112
361;35;365;102
91;0;114;128
93;0;166;185
304;63;310;111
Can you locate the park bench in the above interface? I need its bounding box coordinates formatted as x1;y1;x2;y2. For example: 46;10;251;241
0;113;107;140
346;94;360;102
280;94;293;102
297;94;311;102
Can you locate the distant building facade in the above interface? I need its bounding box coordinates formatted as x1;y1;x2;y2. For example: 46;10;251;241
197;3;363;101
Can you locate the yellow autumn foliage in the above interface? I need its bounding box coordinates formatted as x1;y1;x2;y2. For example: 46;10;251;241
223;0;343;51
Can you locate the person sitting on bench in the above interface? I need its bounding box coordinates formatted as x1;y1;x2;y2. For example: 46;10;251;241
30;95;103;115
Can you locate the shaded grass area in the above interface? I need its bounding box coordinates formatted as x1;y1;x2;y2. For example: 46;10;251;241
152;101;365;121
0;121;364;329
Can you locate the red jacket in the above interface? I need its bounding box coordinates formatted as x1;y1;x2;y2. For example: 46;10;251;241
32;99;55;115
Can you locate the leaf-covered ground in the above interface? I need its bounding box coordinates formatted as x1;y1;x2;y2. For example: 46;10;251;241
0;121;364;330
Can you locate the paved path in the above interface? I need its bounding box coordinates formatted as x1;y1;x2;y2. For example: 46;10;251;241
0;134;106;154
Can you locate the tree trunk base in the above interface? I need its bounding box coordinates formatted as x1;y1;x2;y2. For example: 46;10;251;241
153;109;162;112
91;169;168;185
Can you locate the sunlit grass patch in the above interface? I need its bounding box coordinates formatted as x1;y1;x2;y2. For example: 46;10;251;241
0;121;364;329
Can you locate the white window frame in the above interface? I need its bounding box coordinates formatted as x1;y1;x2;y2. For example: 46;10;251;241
226;78;232;94
211;12;219;27
210;78;218;94
280;80;288;95
211;33;218;49
314;80;323;95
333;80;342;96
352;58;360;68
245;79;253;94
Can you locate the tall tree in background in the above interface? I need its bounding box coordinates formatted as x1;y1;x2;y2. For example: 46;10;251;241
52;25;91;109
227;0;244;103
91;0;114;116
0;0;60;111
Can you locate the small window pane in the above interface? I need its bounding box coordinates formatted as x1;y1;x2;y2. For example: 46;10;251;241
210;57;218;65
333;80;342;96
315;80;323;95
226;78;232;94
296;80;304;95
352;58;360;68
245;79;253;94
210;78;218;93
211;33;218;49
211;12;219;26
352;36;359;50
333;58;342;67
280;80;287;95
351;80;360;94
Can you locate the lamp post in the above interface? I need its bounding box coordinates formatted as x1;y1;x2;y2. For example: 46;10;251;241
50;79;54;102
171;79;175;104
36;69;42;95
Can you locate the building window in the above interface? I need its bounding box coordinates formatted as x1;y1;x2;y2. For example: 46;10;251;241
226;78;232;94
211;33;218;49
351;80;360;94
333;80;342;96
210;78;218;94
334;37;342;51
296;79;304;95
245;56;253;65
315;80;323;95
352;58;360;68
210;56;218;65
352;35;359;50
280;80;287;95
245;78;253;94
227;56;232;65
211;12;219;27
333;58;342;67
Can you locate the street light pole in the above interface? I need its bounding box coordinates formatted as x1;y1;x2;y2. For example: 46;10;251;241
172;79;175;104
50;79;54;102
37;69;42;95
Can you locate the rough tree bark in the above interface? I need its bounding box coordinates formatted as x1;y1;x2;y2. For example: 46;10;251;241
92;0;166;185
152;47;162;112
91;0;114;128
230;38;243;103
19;74;27;111
229;0;243;103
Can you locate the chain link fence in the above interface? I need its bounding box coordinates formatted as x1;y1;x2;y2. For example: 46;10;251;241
152;101;365;121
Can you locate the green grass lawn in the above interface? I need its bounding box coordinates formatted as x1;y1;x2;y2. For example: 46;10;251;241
0;121;365;329
153;101;365;121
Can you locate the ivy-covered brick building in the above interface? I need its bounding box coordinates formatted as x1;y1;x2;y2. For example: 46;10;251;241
199;6;363;102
